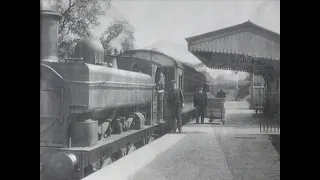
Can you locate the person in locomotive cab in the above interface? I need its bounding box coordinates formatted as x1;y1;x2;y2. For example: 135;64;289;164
156;72;165;122
167;80;184;133
193;85;207;124
132;63;141;73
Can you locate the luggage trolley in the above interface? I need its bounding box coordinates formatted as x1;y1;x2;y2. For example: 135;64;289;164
205;97;226;124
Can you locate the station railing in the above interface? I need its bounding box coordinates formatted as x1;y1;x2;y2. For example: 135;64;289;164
257;91;280;133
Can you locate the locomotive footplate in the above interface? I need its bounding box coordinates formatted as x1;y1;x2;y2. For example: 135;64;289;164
43;124;162;179
64;124;159;151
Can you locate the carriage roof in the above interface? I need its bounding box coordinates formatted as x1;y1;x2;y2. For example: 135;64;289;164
118;49;184;69
118;41;202;70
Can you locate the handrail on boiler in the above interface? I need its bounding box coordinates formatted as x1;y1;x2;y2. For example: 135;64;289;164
40;63;156;87
64;58;84;63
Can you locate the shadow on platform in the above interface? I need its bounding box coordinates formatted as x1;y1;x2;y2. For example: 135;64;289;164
269;134;280;157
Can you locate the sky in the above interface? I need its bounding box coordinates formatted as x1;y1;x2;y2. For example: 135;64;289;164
107;0;280;48
95;0;280;80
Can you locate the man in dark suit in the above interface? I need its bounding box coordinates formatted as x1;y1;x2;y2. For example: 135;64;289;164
194;85;207;124
167;80;184;133
156;72;165;122
216;88;226;98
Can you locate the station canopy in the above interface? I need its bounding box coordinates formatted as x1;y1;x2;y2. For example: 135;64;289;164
185;21;280;76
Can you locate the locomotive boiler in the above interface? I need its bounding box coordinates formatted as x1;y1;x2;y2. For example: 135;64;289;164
41;57;154;145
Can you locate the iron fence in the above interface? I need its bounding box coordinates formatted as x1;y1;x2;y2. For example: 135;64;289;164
257;89;280;133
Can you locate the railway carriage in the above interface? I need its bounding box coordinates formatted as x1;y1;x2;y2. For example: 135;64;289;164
40;8;208;180
117;50;207;123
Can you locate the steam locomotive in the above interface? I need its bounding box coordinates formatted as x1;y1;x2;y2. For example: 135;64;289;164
40;7;208;180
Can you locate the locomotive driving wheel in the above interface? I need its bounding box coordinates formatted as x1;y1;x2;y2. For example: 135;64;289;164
126;144;137;155
93;157;107;171
90;155;115;173
100;157;114;168
145;132;154;144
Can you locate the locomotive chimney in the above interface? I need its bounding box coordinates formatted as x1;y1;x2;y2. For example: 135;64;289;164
40;6;62;62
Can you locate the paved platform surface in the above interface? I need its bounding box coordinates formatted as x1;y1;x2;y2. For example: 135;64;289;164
84;101;280;180
132;128;233;180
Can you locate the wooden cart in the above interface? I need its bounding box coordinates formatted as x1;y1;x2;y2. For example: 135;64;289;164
205;97;226;124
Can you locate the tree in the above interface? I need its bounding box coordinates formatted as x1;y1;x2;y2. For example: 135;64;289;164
120;31;135;52
100;20;136;54
106;47;113;55
42;0;111;59
100;20;128;52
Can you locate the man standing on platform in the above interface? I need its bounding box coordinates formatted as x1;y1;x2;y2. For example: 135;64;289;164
156;72;165;122
167;80;184;133
216;88;226;98
194;85;207;124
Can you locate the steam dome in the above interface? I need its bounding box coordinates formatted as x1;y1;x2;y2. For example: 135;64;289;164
74;38;104;64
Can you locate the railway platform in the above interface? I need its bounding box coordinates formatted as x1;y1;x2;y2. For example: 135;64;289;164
84;101;280;180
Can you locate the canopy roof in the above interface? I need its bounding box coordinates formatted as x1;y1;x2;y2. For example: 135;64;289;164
186;21;280;61
185;21;280;75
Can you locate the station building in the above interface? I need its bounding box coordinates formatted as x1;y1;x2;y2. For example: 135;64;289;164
185;21;280;117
